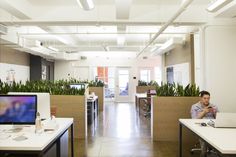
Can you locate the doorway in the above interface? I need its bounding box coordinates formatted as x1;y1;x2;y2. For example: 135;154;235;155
115;68;131;102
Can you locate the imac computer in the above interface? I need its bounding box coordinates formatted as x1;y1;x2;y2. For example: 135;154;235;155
0;95;37;124
8;92;50;120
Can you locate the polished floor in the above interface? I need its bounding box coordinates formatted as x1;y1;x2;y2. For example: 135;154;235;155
74;102;200;157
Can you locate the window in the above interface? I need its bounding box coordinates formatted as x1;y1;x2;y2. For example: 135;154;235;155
140;70;151;82
154;67;162;85
93;67;115;99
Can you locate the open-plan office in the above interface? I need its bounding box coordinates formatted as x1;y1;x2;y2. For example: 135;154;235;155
0;0;236;157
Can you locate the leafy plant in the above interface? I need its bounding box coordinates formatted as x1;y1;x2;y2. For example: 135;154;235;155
0;79;86;95
138;80;158;86
88;80;105;87
155;83;200;97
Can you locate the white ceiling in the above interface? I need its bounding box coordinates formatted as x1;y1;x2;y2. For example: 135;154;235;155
0;0;235;60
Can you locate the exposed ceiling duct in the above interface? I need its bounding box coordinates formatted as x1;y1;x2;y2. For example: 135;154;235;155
136;0;194;58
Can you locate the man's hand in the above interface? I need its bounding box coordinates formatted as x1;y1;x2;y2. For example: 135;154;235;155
203;107;210;114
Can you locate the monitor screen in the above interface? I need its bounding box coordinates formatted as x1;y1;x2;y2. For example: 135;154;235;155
0;95;37;124
70;84;83;90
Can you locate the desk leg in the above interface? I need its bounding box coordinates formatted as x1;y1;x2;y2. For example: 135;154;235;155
179;122;182;157
138;98;141;116
71;124;74;157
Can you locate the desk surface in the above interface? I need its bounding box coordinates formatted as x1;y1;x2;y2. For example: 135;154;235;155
87;95;98;102
180;119;236;154
0;118;73;151
135;93;147;98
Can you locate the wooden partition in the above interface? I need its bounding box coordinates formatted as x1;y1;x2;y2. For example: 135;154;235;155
89;87;104;112
136;86;156;93
151;96;199;141
50;95;87;139
151;96;199;156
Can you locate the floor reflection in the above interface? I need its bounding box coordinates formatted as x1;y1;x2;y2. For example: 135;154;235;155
75;102;198;157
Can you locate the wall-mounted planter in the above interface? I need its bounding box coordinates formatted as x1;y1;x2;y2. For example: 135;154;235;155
50;95;87;139
136;86;156;93
89;87;104;112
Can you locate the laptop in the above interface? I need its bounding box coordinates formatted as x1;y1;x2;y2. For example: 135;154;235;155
209;113;236;128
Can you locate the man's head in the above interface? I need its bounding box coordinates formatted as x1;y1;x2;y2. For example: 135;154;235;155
199;91;210;106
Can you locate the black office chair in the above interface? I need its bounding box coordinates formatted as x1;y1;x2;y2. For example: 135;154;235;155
141;98;151;118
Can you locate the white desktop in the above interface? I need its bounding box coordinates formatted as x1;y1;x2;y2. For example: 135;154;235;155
8;92;51;120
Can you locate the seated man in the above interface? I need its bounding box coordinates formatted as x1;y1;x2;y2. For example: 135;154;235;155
191;91;219;157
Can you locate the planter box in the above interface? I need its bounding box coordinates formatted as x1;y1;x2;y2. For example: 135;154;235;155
136;86;156;93
151;96;199;141
50;95;87;139
89;87;104;112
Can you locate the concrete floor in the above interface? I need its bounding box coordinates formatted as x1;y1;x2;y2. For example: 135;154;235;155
74;102;200;157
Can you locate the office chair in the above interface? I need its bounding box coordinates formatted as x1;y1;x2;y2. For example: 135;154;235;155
190;143;221;156
141;97;151;118
190;142;201;154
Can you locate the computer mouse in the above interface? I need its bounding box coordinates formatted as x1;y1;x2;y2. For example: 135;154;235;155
201;123;207;127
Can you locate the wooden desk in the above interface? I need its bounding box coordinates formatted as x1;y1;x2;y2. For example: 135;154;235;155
179;119;236;157
0;118;74;157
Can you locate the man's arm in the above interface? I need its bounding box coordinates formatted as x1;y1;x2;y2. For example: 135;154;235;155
191;105;209;119
197;108;209;119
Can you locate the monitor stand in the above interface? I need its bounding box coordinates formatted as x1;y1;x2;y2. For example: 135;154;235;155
8;125;30;133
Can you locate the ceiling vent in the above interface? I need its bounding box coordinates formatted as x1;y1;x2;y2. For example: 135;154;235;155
0;24;7;35
143;56;148;59
80;56;87;60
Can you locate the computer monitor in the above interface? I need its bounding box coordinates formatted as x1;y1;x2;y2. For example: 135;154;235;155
8;92;50;120
0;95;37;124
70;84;85;90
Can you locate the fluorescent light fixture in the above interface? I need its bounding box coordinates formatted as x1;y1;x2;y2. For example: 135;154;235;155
150;44;162;52
48;46;59;52
206;0;232;12
77;0;94;10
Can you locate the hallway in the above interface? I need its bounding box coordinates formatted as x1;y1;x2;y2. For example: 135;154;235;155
75;102;181;157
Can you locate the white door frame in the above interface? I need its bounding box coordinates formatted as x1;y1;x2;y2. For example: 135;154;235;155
115;67;132;102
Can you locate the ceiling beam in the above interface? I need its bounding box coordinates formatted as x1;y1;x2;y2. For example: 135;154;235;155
116;0;132;19
0;0;31;20
0;21;205;26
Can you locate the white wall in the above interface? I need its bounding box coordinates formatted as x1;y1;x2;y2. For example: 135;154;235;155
0;63;30;83
54;57;162;102
200;25;236;112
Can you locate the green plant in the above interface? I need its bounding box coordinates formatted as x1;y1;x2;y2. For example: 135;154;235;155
88;80;105;87
156;83;176;96
138;80;159;86
0;79;86;95
155;82;200;97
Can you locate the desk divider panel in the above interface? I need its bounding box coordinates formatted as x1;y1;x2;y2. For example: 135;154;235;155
136;86;156;93
50;95;87;139
151;96;199;156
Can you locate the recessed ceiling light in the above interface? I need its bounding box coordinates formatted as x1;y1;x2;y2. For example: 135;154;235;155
206;0;232;12
77;0;94;10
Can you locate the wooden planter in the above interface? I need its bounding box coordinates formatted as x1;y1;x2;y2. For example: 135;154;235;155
89;87;104;112
50;95;87;139
151;96;199;142
136;86;156;93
